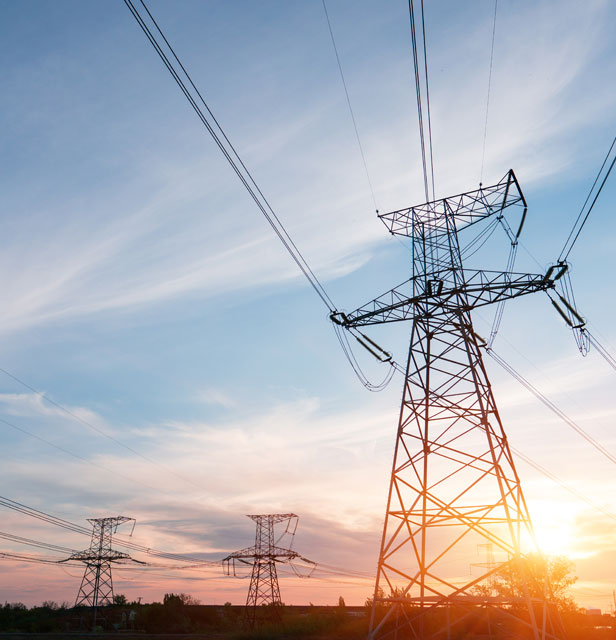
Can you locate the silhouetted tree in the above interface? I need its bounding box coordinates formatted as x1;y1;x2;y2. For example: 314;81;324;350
474;553;578;611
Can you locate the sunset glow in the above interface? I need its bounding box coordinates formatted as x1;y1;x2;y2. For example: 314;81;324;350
0;0;615;625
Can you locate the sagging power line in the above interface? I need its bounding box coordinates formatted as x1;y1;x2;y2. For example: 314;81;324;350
487;347;616;467
322;0;378;213
558;136;616;262
0;495;374;588
408;0;435;201
0;495;218;566
0;366;214;494
123;0;334;313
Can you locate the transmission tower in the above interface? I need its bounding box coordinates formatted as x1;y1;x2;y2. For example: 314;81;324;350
223;514;299;628
332;171;566;639
64;516;138;626
473;543;497;589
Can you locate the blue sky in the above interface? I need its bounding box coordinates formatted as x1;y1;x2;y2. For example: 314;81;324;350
0;0;615;610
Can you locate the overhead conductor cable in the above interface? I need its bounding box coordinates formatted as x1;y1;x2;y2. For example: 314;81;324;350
124;0;334;312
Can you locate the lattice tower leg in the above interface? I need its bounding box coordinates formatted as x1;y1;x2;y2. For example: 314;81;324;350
245;559;282;628
75;563;98;607
368;313;565;639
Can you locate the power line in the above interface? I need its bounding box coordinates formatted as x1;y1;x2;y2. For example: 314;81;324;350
331;322;396;392
0;366;205;493
0;496;91;537
0;493;379;583
361;337;616;529
418;0;435;200
113;566;228;580
587;319;616;356
487;223;518;348
0;409;271;515
0;551;82;567
0;540;221;582
0;495;219;566
0;549;206;573
407;0;434;201
511;448;616;524
307;560;374;580
0;531;77;555
0;415;170;496
124;560;223;571
585;328;616;374
353;331;616;530
3;0;359;519
487;348;616;466
322;0;378;212
558;136;616;262
124;0;401;394
0;368;322;513
124;0;335;312
126;0;394;391
480;0;498;182
337;314;616;519
39;5;616;599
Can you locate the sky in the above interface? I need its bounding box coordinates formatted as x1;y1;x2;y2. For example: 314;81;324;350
0;0;615;612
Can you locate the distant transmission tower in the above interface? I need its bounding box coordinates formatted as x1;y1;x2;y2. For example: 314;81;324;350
333;171;566;639
65;517;138;625
224;514;299;628
480;543;496;584
472;543;497;590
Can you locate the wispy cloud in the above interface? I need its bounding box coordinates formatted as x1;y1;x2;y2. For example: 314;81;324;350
0;0;614;610
0;3;611;338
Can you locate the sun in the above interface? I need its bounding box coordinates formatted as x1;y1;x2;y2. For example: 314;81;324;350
529;503;577;557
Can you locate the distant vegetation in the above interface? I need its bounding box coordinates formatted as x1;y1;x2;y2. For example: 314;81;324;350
0;586;614;639
0;595;367;637
471;553;580;612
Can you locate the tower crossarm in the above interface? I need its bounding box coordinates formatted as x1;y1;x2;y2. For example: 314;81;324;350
247;513;296;525
87;516;133;526
223;546;300;561
64;550;133;563
333;269;554;327
379;169;526;237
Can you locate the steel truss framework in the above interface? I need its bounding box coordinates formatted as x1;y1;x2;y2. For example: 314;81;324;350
67;517;135;612
336;171;566;639
224;514;299;628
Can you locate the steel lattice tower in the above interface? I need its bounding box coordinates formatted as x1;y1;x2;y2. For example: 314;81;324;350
333;171;565;639
224;514;299;628
66;516;136;622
